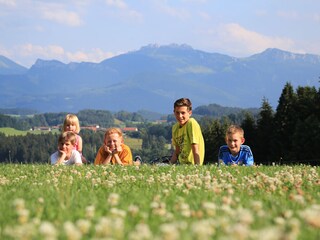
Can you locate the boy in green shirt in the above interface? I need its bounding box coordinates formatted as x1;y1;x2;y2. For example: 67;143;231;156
170;98;205;165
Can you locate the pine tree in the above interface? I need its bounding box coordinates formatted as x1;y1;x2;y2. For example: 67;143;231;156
256;97;274;164
273;82;297;163
202;118;229;164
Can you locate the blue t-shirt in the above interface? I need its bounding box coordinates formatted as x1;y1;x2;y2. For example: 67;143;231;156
218;145;254;166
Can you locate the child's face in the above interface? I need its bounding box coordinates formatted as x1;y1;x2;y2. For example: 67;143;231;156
226;132;245;156
65;122;77;133
58;140;74;154
174;106;192;126
104;133;122;151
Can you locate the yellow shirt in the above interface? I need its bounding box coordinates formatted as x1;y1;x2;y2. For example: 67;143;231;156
172;118;205;165
94;143;133;165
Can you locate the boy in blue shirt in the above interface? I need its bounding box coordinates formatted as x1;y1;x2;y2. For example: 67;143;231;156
218;125;254;166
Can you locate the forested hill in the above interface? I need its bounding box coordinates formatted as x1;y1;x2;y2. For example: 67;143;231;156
0;104;259;130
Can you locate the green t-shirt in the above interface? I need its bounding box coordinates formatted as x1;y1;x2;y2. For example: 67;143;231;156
172;118;205;165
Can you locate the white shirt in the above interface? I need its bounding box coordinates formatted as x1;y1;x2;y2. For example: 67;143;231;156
50;150;82;165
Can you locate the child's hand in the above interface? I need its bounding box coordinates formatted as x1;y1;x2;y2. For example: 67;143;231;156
104;145;113;154
115;144;122;153
58;150;67;159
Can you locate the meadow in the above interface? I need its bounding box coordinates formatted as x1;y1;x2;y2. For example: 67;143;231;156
0;164;319;240
0;127;60;136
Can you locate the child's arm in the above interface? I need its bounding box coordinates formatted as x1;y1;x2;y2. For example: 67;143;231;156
55;151;67;165
113;153;123;165
170;146;180;164
245;154;254;166
77;135;83;153
244;146;254;166
101;145;113;165
191;143;201;165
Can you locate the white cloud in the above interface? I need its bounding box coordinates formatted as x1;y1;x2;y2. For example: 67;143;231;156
42;8;82;27
182;0;207;2
0;44;11;57
66;48;116;63
105;0;142;21
156;1;190;20
277;10;298;20
313;13;320;22
210;23;295;56
19;44;65;58
198;11;211;21
0;0;16;7
106;0;127;9
8;44;117;67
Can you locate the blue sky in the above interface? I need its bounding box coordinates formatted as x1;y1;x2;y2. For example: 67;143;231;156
1;0;320;68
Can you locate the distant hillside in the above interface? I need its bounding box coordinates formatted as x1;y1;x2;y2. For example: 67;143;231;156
0;108;38;115
0;44;319;113
193;103;259;117
0;55;28;75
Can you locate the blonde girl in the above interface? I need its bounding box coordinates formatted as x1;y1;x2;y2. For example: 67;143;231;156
62;114;83;154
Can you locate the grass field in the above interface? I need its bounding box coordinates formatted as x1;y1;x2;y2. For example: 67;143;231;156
0;164;319;239
0;127;60;136
123;137;142;150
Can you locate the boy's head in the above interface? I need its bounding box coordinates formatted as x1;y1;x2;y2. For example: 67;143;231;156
58;132;76;152
225;125;245;156
173;98;192;126
63;114;80;134
104;128;123;151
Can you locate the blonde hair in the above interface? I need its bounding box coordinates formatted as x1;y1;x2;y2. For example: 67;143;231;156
63;114;80;133
58;131;76;145
225;125;244;139
104;127;123;140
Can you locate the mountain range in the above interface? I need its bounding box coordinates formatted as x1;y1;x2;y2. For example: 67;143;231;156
0;44;319;114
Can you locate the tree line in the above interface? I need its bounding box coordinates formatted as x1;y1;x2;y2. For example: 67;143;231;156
0;82;319;165
201;83;320;165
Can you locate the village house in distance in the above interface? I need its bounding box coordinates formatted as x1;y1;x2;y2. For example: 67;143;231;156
31;125;138;134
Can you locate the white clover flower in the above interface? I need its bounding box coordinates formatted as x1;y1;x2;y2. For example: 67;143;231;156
250;226;282;240
282;210;293;219
159;223;180;240
108;193;120;206
0;176;9;185
17;209;29;224
85;205;95;219
250;200;263;212
291;194;305;205
76;219;91;234
228;223;249;240
128;204;139;217
110;207;126;218
95;217;112;237
64;221;82;240
128;223;153;240
191;220;215;240
299;204;320;228
39;221;57;240
288;218;301;236
202;202;216;217
13;198;25;211
178;203;191;217
274;217;286;226
150;201;159;209
85;171;92;179
236;208;253;225
4;223;36;239
111;217;124;239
